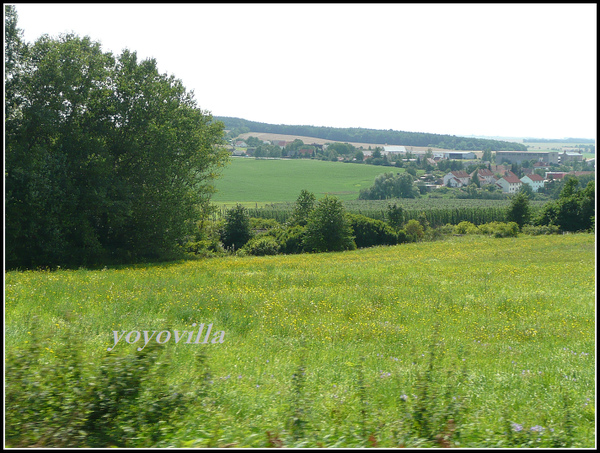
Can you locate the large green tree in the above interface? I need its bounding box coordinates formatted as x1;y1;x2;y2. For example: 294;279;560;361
303;196;355;252
5;12;228;268
536;177;595;232
506;192;531;229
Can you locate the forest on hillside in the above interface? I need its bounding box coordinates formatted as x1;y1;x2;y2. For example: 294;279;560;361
216;116;528;152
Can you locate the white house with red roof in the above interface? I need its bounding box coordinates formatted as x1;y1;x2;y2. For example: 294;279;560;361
520;173;545;192
470;168;497;186
495;171;523;193
443;171;471;187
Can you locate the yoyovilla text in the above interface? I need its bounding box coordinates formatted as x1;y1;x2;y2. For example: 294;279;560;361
108;323;225;352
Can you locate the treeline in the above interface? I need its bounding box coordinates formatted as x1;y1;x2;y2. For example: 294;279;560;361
216;116;527;151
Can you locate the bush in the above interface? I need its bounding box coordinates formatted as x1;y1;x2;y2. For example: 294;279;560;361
454;221;479;235
347;214;398;248
5;332;207;448
404;219;425;242
275;225;307;254
250;217;281;231
241;236;281;256
521;224;560;235
478;221;519;238
396;229;409;244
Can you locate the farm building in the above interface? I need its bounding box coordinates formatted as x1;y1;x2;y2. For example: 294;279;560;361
559;151;584;163
443;151;477;160
520;173;545;192
383;145;407;155
495;151;559;165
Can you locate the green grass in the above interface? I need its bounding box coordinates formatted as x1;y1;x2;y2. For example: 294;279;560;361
211;157;395;204
5;234;595;447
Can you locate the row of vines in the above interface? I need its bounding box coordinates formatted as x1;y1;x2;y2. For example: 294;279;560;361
213;199;545;228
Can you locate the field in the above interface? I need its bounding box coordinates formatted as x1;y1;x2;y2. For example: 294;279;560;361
211;157;394;204
5;234;595;447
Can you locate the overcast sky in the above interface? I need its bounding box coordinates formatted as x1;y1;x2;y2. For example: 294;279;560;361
11;3;597;140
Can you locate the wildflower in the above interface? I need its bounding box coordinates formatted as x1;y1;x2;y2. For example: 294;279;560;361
400;394;408;401
530;425;544;432
511;423;523;432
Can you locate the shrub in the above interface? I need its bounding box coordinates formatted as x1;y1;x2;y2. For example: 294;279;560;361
347;214;398;248
242;236;281;256
404;219;425;242
478;221;519;238
5;332;206;448
396;229;409;244
275;225;307;254
249;217;281;231
521;224;560;236
454;221;479;235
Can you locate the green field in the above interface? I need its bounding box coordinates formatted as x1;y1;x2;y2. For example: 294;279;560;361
5;234;595;447
211;157;393;205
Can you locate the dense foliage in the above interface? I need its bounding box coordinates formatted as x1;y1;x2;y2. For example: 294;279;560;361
217;116;527;151
536;177;595;232
5;6;228;269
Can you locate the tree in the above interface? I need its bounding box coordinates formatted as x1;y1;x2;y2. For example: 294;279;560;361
537;178;595;232
221;204;252;250
289;190;316;227
303;196;355;252
5;22;228;268
506;192;531;229
386;203;405;230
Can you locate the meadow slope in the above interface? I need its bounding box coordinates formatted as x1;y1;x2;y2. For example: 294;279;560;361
5;234;595;447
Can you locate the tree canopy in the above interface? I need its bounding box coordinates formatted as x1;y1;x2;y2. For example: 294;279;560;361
5;6;229;268
216;116;527;151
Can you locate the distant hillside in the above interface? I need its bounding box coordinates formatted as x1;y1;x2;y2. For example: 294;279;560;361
215;117;527;152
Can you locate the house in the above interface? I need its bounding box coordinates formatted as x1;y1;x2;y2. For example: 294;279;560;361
545;171;567;180
520;173;545;192
470;168;496;186
496;172;523;193
443;171;471;187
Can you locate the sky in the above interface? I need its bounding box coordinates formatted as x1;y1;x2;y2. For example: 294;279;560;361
10;3;597;140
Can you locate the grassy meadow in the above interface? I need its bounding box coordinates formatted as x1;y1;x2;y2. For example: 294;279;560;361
211;157;392;205
5;233;596;447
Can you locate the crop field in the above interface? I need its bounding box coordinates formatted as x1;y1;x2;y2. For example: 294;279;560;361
223;197;548;226
211;157;393;204
5;234;595;447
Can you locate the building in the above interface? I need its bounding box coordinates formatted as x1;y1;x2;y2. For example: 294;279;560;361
559;151;584;163
496;172;523;193
443;151;477;160
520;173;545;192
443;171;471;187
383;145;407;155
495;151;559;165
470;168;497;186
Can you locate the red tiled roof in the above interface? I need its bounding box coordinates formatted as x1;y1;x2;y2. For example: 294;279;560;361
451;171;470;178
525;173;544;181
503;175;522;184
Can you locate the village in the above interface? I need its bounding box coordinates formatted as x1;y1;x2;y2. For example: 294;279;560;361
228;137;595;195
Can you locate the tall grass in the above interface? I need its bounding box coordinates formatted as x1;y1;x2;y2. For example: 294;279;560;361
5;234;595;447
